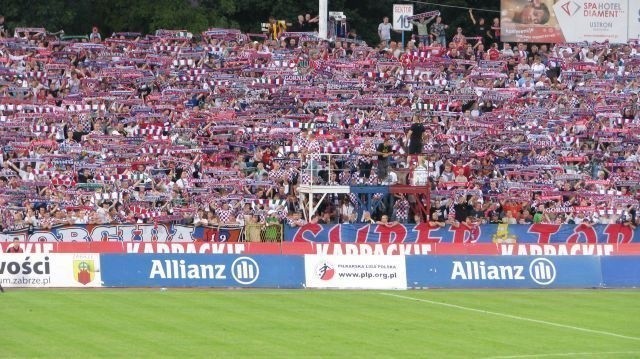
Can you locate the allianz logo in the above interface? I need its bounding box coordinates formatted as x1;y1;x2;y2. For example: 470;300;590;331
451;258;556;285
231;257;260;285
148;256;260;285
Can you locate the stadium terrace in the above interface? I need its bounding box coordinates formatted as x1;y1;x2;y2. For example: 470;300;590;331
0;24;639;241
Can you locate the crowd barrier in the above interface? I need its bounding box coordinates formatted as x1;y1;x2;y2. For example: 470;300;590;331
2;253;639;289
285;223;638;243
0;223;286;243
3;241;640;255
1;223;638;244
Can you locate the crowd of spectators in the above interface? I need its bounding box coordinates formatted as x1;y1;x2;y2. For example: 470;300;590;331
0;12;639;234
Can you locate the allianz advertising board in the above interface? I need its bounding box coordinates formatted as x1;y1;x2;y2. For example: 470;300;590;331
100;254;304;288
405;256;602;288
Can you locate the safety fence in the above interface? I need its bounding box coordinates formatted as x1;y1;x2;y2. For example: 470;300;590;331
1;223;638;244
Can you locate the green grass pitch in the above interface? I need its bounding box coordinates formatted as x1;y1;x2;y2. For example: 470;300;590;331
1;289;639;358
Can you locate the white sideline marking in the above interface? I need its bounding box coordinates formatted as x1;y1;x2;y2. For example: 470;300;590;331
485;352;640;358
379;293;640;342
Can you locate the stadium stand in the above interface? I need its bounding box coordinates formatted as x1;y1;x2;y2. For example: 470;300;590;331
0;23;639;238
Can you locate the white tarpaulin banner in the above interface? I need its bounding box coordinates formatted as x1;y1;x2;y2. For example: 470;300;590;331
0;253;102;288
304;255;407;289
629;1;640;40
554;0;629;43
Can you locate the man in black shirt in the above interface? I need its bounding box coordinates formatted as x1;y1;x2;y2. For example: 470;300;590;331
376;137;393;180
430;199;449;221
453;196;473;223
407;116;425;155
468;9;490;45
291;15;307;32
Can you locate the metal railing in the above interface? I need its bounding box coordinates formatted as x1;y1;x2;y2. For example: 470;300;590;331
243;223;283;242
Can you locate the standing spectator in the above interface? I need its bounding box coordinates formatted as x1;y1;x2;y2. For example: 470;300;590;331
357;138;376;179
407;115;425;155
376;137;393;180
490;17;500;43
430;16;448;47
267;17;284;40
487;42;501;60
452;27;467;49
305;13;319;32
0;15;6;38
453;196;473;223
89;26;101;43
411;15;436;46
346;28;359;42
339;197;355;223
291;15;307;32
378;16;393;47
468;9;490;45
393;194;409;223
502;43;515;57
530;56;547;80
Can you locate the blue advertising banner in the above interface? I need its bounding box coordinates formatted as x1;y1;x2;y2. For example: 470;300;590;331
98;254;640;289
285;223;638;244
100;254;304;288
600;256;640;288
406;256;603;288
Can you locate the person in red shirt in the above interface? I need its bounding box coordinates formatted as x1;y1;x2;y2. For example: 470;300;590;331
261;147;274;170
488;43;501;61
6;238;23;253
450;158;476;179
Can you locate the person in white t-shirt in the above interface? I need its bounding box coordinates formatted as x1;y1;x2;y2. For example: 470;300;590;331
175;170;191;189
378;17;393;46
5;161;36;181
530;57;547;79
89;26;102;43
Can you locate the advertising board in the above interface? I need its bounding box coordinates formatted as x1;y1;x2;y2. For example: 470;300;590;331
554;0;629;43
2;252;640;289
405;256;602;288
600;256;640;287
100;254;304;288
304;255;407;289
0;253;102;288
629;0;640;39
501;0;565;42
502;0;633;43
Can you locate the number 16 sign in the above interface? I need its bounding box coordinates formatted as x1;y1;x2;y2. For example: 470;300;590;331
393;4;414;31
